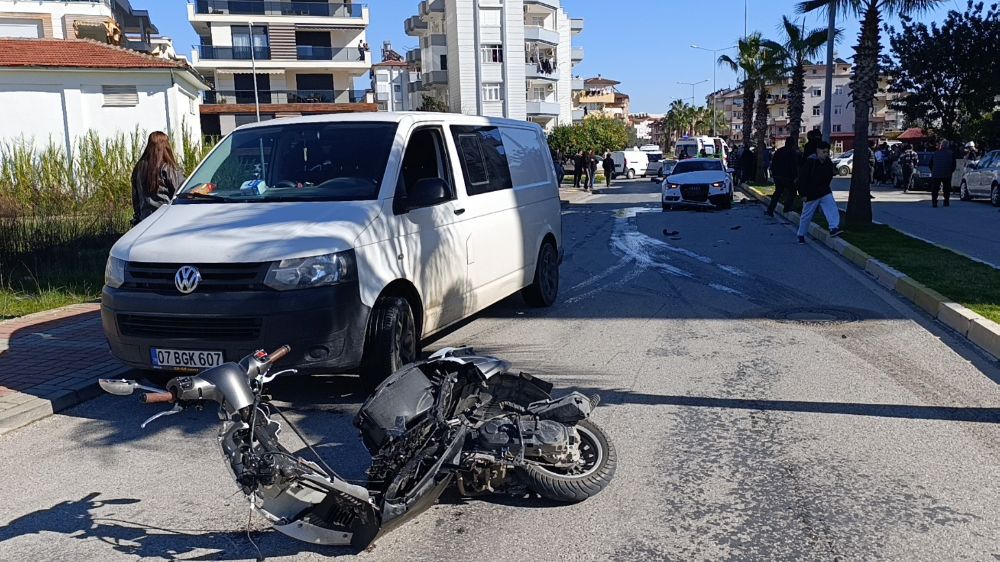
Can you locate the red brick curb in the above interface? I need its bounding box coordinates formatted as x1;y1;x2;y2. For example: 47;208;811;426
0;302;128;436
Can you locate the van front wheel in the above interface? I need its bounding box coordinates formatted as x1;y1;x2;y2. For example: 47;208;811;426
522;241;559;308
360;296;418;392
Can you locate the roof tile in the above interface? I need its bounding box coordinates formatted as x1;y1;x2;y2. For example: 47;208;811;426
0;38;184;70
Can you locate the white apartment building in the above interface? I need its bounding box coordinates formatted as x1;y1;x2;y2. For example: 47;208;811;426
713;58;902;152
187;0;375;136
372;59;415;112
0;0;156;46
404;0;584;132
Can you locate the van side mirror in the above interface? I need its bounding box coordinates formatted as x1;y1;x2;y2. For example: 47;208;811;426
404;177;452;211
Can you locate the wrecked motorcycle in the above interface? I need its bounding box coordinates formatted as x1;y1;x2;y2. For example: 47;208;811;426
100;346;616;548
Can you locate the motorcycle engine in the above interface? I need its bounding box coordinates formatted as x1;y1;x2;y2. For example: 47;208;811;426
476;417;581;465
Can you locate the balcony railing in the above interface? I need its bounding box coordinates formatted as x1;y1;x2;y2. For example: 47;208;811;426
203;89;369;105
296;45;367;62
197;45;271;60
194;0;365;17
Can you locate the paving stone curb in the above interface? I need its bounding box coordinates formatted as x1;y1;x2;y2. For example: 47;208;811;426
0;302;126;436
741;185;1000;361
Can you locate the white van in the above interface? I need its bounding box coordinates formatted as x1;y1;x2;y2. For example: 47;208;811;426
102;113;562;388
612;149;652;179
675;136;730;164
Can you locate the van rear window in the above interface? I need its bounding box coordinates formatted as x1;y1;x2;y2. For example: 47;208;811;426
450;126;513;196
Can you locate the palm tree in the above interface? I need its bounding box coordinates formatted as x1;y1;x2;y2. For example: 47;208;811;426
799;0;943;225
763;17;833;148
751;47;786;183
719;33;767;150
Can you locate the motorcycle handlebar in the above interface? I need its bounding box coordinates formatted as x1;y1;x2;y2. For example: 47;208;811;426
141;392;175;404
267;345;291;364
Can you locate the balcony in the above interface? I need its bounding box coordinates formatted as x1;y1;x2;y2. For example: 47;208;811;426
419;0;444;16
203;89;369;105
197;45;271;60
577;91;614;104
193;0;365;18
422;70;448;85
571;46;584;63
524;25;559;45
527;100;560;116
405;15;427;36
524;0;559;10
525;63;558;82
296;45;365;62
406;49;421;64
571;18;584;34
572;78;584;91
572;108;585;121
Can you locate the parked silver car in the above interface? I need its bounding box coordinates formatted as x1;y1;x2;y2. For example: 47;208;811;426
959;149;1000;205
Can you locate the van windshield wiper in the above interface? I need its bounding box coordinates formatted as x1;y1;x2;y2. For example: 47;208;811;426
175;192;228;202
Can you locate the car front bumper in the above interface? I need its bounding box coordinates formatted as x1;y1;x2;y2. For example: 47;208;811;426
663;185;732;207
102;282;370;374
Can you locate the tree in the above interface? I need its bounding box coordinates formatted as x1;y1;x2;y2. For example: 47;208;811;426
547;116;629;155
417;94;449;112
886;1;1000;141
719;33;768;150
799;0;945;226
764;17;834;148
751;47;786;183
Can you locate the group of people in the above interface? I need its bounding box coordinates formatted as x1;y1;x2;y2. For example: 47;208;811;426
730;145;774;185
765;129;842;245
568;150;616;191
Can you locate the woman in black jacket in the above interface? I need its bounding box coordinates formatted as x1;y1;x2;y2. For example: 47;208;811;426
131;131;184;224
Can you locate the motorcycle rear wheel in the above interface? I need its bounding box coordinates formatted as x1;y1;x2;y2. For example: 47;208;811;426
521;419;616;503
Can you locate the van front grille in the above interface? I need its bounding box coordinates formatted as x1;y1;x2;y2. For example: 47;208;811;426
117;314;262;340
124;262;267;293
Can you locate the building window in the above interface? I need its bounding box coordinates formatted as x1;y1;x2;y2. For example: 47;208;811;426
833;124;842;133
779;108;785;117
480;8;502;27
480;44;503;64
811;88;822;97
376;74;389;82
482;83;503;101
834;85;844;95
833;105;842;115
440;54;448;70
102;85;139;107
393;84;402;93
812;106;821;116
0;19;42;38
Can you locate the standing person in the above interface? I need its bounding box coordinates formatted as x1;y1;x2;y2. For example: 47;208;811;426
762;144;773;183
796;141;842;244
874;144;887;185
899;143;918;193
572;150;585;188
587;150;599;191
602;151;615;188
766;138;799;217
131;131;184;224
732;145;744;184
802;129;822;159
739;145;756;185
929;140;957;207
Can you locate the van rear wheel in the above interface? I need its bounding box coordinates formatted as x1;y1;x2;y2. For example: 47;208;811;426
522;241;559;308
626;169;636;180
360;296;418;392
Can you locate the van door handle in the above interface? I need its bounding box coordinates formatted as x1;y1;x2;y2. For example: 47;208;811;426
454;208;466;216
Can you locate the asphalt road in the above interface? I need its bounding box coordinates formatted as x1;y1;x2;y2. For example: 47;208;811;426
832;178;1000;267
2;180;999;561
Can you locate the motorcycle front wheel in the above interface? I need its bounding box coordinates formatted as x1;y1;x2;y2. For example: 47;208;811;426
520;419;617;503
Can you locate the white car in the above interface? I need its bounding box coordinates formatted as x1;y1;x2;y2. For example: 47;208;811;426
102;112;562;388
833;150;853;176
959;149;1000;205
662;158;734;210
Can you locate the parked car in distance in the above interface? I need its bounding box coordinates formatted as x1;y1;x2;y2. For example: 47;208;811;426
651;159;679;182
661;158;734;210
102;113;563;389
833;150;853;176
908;152;935;191
959;149;1000;205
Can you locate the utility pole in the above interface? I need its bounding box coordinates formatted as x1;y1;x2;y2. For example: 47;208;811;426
678;80;707;108
691;45;736;136
821;7;836;142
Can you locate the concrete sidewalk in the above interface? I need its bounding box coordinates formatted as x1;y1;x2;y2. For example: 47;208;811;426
0;303;127;435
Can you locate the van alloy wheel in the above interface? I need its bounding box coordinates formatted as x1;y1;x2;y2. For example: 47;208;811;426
361;296;418;392
960;181;972;201
992;185;1000;207
522;241;559;308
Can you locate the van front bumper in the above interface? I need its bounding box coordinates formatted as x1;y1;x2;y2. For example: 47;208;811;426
102;282;370;374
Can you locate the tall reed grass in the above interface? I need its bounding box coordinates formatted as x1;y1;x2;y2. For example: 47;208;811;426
0;126;217;316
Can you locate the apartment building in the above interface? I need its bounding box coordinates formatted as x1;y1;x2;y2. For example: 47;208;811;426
575;76;630;123
712;59;903;152
0;0;155;47
404;0;584;132
188;0;376;136
372;59;414;112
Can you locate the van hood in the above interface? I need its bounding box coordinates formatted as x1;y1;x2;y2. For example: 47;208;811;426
113;201;380;264
666;170;728;184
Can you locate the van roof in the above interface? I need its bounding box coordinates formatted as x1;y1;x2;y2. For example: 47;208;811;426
233;111;542;133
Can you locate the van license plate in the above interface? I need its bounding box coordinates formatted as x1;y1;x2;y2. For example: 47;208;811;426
151;348;224;370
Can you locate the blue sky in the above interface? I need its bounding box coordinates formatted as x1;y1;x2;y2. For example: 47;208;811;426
135;0;961;114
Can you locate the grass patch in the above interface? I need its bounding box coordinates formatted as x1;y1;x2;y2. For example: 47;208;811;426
843;224;1000;323
0;287;95;320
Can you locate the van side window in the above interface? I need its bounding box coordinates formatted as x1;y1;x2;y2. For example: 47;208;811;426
450;125;513;196
398;127;453;200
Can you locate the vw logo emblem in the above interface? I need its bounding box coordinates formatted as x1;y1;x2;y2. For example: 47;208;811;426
174;266;202;294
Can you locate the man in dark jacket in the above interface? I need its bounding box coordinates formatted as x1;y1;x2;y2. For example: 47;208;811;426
796;141;842;244
929;140;957;207
572;150;585;188
801;129;822;159
766;139;799;216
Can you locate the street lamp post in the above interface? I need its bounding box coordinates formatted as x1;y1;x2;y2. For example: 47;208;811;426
821;8;836;143
691;45;736;136
677;80;707;107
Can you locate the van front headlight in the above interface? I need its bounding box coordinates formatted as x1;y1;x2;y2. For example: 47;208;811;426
105;256;126;289
264;250;356;291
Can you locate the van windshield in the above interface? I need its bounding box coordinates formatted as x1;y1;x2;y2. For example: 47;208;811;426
178;122;397;203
